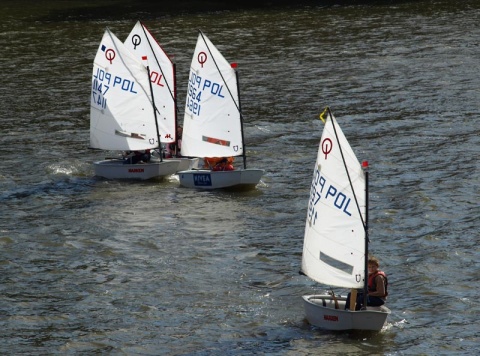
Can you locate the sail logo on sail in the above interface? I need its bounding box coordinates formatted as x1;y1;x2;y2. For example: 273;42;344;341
197;51;207;67
131;34;141;49
308;166;353;225
322;138;333;159
100;44;116;64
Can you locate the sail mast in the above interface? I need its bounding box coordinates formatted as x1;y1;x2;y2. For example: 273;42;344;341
146;63;163;160
173;62;179;156
234;67;247;169
363;161;369;308
139;22;176;121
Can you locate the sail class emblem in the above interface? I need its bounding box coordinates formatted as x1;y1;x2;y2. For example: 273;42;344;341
101;45;116;64
131;34;141;49
197;51;207;67
321;138;333;159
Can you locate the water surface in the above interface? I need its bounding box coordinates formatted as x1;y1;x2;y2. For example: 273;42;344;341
0;1;479;354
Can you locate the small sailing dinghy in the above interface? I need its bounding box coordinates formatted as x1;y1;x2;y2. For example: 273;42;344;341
90;28;180;180
301;108;390;331
124;21;198;171
177;31;264;190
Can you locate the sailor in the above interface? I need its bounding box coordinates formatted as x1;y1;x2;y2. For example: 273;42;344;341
204;157;234;171
366;256;388;305
165;126;183;158
345;256;388;310
123;150;151;164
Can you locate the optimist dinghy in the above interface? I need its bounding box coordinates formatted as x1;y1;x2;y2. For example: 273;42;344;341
90;28;180;180
301;108;390;331
177;31;263;190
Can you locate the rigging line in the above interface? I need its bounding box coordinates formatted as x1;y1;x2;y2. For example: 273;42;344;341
146;64;163;159
327;107;366;232
199;30;247;168
328;107;369;308
139;22;176;104
106;27;162;151
198;30;241;116
139;23;174;131
106;28;150;100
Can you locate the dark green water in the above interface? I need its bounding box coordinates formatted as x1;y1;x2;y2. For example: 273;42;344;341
1;0;479;354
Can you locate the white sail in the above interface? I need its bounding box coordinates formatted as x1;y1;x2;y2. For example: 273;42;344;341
181;31;243;158
124;21;176;144
301;112;366;289
90;28;158;151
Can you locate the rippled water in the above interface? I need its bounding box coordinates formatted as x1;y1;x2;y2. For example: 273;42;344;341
1;1;479;354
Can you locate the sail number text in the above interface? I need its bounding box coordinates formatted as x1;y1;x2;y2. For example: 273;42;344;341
92;67;140;109
308;166;353;225
186;71;226;116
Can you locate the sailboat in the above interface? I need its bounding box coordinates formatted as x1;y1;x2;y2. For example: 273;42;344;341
301;108;390;331
90;28;180;180
124;21;198;171
177;31;264;190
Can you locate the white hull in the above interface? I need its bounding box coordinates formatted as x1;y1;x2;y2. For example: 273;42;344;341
94;159;180;180
177;169;263;190
302;294;390;331
176;158;200;172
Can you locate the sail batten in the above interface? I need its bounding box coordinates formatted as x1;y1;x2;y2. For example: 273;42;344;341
301;112;366;289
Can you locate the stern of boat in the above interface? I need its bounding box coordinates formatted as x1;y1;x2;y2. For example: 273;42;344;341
302;294;389;331
177;169;263;190
93;159;181;180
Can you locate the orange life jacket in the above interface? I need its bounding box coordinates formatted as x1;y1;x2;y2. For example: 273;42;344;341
204;157;234;171
368;270;388;297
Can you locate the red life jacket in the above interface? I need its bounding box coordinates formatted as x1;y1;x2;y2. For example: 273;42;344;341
204;157;234;171
368;270;388;297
